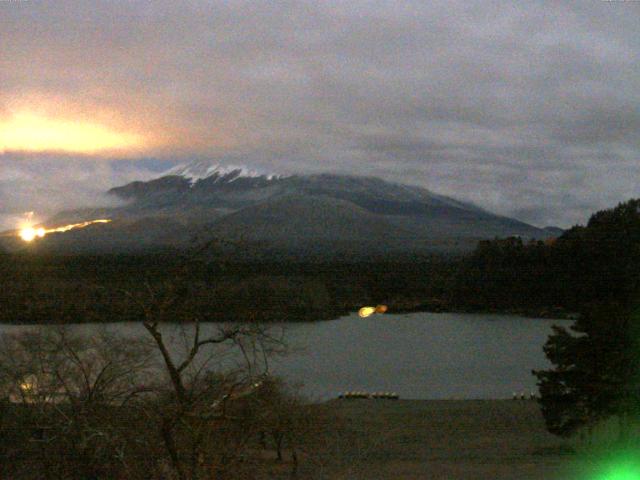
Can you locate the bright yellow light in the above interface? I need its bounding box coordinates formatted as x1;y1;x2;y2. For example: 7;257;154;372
359;306;377;318
19;227;37;242
18;219;111;242
19;374;37;392
47;219;111;234
358;305;388;318
0;112;142;153
19;381;33;392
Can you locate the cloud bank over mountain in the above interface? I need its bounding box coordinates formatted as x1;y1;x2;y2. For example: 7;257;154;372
1;1;638;228
0;155;166;230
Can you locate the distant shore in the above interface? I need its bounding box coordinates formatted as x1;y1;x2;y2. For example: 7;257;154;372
387;299;580;320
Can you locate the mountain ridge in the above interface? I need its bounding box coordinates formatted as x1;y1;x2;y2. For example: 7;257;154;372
5;161;559;257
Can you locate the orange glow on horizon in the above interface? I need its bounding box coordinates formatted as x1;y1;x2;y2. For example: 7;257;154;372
0;112;144;154
19;219;111;242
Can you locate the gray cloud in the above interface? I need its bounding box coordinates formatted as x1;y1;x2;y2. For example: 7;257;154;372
1;0;639;227
0;154;160;230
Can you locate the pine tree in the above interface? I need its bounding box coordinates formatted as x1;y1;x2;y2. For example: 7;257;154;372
533;301;640;441
533;200;640;442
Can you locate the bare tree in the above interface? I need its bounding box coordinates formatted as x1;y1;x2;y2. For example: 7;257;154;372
0;249;327;479
0;327;155;480
123;278;288;480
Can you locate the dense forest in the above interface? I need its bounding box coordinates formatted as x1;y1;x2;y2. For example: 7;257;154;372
449;199;640;316
3;199;640;324
0;252;451;324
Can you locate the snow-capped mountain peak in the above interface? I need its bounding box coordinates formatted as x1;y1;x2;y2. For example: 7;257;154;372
162;161;282;184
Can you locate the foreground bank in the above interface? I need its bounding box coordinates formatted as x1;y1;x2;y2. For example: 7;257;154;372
314;399;578;480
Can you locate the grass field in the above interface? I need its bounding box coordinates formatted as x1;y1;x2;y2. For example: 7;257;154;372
309;399;579;480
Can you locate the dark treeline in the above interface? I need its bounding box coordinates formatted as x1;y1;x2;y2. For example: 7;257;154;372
448;199;640;317
527;202;640;444
4;199;640;324
0;252;452;324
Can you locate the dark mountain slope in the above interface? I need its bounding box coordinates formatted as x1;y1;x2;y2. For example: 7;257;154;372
2;163;552;256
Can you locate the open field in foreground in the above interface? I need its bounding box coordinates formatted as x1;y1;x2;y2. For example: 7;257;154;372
315;399;577;480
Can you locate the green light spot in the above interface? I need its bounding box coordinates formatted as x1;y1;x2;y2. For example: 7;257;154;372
600;461;640;480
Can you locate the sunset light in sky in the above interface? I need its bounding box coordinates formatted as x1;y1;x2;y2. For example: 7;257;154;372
0;0;638;229
0;112;144;154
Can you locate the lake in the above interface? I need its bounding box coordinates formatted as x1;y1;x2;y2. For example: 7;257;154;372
0;312;570;400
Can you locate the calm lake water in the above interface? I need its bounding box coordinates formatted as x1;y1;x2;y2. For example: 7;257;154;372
0;313;569;400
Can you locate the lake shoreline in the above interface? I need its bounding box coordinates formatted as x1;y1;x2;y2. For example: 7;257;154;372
386;299;581;320
0;304;578;325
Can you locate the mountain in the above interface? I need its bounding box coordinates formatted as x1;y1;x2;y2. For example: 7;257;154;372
5;162;554;258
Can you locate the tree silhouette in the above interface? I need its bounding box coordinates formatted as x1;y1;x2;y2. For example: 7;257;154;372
534;303;640;441
533;200;640;443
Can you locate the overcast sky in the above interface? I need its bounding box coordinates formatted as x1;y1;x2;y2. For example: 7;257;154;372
1;0;639;229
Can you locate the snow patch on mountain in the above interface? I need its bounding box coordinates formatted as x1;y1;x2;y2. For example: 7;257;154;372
162;161;283;185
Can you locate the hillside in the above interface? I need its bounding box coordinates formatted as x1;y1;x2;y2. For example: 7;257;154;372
2;162;554;257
